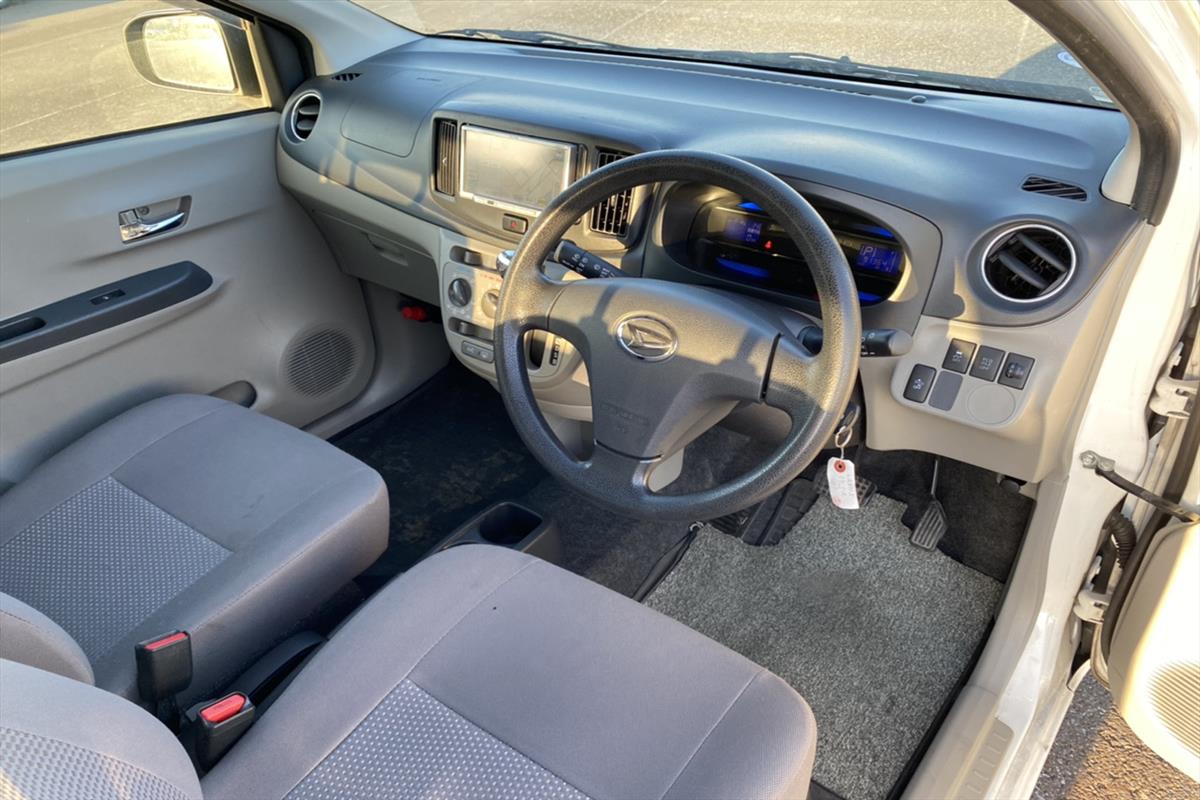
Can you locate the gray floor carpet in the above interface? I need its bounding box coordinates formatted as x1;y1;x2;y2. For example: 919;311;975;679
645;493;1003;800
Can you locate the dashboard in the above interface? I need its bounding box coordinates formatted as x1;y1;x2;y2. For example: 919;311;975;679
275;37;1144;483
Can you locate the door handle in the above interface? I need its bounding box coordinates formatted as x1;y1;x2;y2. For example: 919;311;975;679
119;199;189;243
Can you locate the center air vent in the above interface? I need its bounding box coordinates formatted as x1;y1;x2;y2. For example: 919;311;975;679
981;224;1076;304
433;119;458;195
590;149;634;237
288;92;321;142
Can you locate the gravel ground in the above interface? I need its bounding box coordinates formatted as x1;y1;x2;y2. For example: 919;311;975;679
1036;675;1198;800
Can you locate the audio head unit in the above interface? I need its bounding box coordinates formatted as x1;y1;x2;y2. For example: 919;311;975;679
459;126;577;216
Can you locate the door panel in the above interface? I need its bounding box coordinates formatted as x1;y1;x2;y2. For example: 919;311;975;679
0;113;374;484
1107;522;1200;781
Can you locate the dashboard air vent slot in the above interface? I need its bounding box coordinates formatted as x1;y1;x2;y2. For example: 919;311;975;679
330;72;361;82
590;149;634;237
982;224;1076;304
1021;176;1087;201
289;92;321;142
434;119;458;196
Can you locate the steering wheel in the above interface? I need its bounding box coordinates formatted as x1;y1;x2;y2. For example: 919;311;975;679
494;150;861;520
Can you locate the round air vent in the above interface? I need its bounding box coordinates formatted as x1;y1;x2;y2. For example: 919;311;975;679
284;327;357;396
981;224;1076;304
288;91;322;142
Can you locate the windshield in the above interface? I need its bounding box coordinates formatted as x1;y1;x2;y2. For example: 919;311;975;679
352;0;1112;108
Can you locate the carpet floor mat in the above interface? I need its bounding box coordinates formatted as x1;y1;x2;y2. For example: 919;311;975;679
645;494;1002;800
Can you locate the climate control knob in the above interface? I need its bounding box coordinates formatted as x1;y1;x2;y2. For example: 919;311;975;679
447;278;472;307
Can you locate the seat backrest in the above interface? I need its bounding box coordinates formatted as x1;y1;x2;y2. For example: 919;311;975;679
0;659;201;800
0;591;93;684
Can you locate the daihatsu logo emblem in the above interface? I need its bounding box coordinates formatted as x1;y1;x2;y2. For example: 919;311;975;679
616;317;677;361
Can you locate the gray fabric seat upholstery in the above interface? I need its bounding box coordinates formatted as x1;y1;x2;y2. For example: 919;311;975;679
0;394;388;702
205;545;817;800
0;546;817;800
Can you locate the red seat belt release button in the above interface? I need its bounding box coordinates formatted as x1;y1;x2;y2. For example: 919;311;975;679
200;693;248;724
186;692;255;770
134;630;192;705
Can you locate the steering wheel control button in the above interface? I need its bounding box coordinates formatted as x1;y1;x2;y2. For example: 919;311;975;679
616;316;678;361
998;353;1035;389
968;345;1006;382
447;278;472;307
903;364;937;403
502;214;528;234
942;339;976;373
929;371;963;411
460;341;494;364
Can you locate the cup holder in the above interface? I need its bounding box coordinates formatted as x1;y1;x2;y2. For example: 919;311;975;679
477;503;543;545
434;501;561;564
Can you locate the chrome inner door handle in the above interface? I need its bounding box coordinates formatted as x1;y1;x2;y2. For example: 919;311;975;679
119;198;189;243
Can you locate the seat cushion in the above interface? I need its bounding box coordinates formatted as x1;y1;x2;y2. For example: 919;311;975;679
0;394;387;701
0;659;201;800
204;545;817;800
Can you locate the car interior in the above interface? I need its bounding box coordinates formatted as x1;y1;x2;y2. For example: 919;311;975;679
0;1;1197;799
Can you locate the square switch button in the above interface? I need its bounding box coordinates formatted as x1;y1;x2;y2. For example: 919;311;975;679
903;364;937;403
969;346;1006;382
998;353;1035;389
942;339;976;373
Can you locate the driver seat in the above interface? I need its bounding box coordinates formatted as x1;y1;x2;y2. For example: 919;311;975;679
0;545;817;800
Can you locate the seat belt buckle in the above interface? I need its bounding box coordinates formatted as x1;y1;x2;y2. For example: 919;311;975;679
183;692;255;770
135;630;192;705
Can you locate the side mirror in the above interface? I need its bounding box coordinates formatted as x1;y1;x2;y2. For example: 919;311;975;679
125;11;260;96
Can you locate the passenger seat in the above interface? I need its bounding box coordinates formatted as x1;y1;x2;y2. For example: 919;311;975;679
0;394;387;702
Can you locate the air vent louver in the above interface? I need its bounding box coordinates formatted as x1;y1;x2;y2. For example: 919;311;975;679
1021;176;1087;201
434;119;458;195
330;72;361;82
289;92;321;142
589;149;634;237
981;224;1076;304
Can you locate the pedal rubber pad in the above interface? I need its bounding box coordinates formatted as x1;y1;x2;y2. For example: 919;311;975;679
910;500;949;550
813;471;877;509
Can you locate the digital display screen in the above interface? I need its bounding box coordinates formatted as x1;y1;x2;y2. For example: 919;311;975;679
459;126;575;214
854;243;903;275
723;216;764;245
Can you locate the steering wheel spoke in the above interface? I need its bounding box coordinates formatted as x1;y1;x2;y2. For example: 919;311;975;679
493;150;861;520
580;443;655;502
764;334;824;422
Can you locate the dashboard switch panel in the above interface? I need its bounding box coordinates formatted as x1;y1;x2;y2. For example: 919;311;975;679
903;364;937;403
999;353;1035;390
969;346;1006;382
942;339;976;373
929;372;963;411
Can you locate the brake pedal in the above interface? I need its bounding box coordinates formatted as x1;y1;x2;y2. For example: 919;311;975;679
813;471;876;508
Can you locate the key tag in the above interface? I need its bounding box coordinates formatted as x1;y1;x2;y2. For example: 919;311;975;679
826;425;859;510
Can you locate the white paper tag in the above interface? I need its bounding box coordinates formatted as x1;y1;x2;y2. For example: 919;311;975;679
826;457;860;510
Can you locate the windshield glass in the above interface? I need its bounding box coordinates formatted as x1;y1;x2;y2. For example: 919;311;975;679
351;0;1112;108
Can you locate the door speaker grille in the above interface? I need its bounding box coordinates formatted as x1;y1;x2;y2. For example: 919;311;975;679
1151;662;1200;757
284;328;357;396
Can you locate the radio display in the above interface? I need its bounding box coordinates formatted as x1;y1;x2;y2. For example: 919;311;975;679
459;126;576;215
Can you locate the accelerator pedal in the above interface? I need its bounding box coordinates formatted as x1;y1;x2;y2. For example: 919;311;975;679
909;457;949;550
